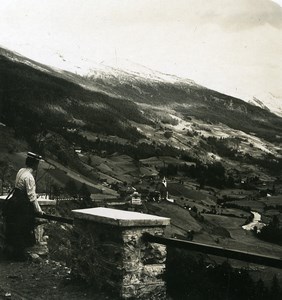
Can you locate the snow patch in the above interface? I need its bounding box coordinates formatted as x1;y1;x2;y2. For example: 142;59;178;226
250;93;282;117
47;104;67;115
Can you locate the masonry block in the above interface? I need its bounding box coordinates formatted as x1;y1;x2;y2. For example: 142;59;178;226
71;207;170;299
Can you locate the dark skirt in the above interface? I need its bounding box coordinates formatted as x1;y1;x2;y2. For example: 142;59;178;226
4;188;36;250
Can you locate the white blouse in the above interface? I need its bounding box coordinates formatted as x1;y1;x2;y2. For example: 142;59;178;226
15;168;37;202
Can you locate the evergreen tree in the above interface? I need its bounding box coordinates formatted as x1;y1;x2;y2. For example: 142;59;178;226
78;183;92;208
270;275;281;300
64;179;77;198
0;158;13;195
52;183;61;198
255;279;268;300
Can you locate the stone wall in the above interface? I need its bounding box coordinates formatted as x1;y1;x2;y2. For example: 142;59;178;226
71;208;170;300
0;197;56;257
30;199;57;258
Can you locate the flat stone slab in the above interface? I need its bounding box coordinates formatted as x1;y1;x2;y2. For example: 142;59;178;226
38;199;57;206
72;207;170;227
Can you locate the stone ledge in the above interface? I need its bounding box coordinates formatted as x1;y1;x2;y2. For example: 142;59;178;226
72;207;170;227
38;199;56;206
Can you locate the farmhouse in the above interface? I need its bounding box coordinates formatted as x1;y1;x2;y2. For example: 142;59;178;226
125;191;142;205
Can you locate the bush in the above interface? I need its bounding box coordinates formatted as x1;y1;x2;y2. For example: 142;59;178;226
166;247;280;300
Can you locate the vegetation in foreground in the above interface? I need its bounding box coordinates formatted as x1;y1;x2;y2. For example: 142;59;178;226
166;247;282;300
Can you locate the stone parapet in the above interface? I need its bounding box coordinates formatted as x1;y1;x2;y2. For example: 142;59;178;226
71;208;170;299
72;207;170;227
0;197;56;256
38;199;56;207
30;198;57;258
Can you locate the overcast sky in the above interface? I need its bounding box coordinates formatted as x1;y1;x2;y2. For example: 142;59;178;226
0;0;282;103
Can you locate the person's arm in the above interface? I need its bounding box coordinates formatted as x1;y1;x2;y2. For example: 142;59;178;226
25;176;43;215
33;199;43;215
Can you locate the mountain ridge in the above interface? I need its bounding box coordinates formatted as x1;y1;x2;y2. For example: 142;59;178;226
2;45;281;117
1;46;282;185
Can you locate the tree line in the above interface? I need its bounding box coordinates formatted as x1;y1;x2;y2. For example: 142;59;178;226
166;247;282;300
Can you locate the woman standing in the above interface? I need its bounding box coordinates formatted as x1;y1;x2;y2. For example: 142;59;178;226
4;152;44;261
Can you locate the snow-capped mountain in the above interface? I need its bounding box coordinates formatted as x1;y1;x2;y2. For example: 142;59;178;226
87;59;198;87
2;44;281;118
2;44;282;174
249;93;282;117
248;97;270;112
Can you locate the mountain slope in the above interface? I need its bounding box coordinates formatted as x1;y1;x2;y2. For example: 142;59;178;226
2;45;281;144
0;48;151;143
1;46;282;183
85;64;282;143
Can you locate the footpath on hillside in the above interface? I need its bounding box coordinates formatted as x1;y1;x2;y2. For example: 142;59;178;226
0;256;109;300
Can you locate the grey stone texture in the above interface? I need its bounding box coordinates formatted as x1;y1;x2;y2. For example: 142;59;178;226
71;208;169;299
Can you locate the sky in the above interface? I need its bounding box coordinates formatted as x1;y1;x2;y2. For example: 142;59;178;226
0;0;282;106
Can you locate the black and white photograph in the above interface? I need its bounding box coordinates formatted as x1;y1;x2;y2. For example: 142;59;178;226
0;0;282;299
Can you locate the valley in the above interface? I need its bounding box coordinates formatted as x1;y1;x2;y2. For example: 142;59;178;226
0;46;282;294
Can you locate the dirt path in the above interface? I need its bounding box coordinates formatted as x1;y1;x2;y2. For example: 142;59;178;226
0;257;109;300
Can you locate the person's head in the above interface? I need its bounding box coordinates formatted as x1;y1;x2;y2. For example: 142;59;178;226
25;152;42;170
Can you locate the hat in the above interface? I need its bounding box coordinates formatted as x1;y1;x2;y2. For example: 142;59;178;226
27;152;43;161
